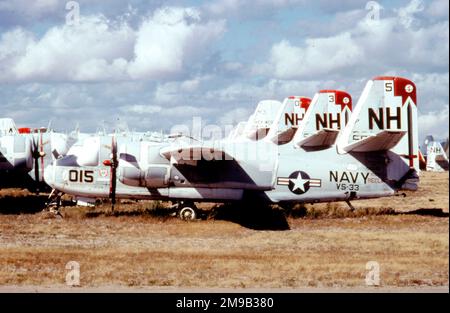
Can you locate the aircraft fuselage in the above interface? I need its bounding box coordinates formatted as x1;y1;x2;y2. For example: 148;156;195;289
44;138;401;204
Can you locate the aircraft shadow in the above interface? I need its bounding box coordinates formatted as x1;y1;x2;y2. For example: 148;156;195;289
84;207;180;219
62;205;450;220
284;205;449;219
211;203;291;231
0;194;49;214
0;173;50;193
396;208;449;218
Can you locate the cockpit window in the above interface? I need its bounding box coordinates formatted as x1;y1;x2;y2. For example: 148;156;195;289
120;153;138;163
55;155;80;167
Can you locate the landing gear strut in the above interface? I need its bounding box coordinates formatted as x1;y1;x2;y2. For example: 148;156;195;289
345;200;356;212
345;191;357;212
45;189;64;217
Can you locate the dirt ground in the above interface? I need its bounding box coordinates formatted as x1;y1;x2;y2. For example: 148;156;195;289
0;171;448;292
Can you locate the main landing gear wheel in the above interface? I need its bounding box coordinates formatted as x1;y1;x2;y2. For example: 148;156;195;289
178;204;197;221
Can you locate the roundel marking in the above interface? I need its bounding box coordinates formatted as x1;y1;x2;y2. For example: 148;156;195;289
405;84;414;93
288;171;311;195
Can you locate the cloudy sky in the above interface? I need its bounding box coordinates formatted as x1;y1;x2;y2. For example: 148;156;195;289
0;0;448;141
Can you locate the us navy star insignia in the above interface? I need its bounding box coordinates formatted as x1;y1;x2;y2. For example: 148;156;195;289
277;171;321;195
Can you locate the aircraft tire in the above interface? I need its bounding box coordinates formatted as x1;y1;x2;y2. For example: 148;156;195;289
179;206;197;221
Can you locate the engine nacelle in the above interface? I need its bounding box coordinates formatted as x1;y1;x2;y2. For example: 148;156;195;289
119;165;170;188
0;135;33;171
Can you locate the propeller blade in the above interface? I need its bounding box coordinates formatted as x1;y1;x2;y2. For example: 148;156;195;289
32;135;39;188
109;135;118;211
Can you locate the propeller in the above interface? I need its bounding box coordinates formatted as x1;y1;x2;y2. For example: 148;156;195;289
28;128;49;193
103;135;118;211
31;134;40;191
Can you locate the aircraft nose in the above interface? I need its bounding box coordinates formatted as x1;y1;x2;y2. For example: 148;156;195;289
43;164;55;187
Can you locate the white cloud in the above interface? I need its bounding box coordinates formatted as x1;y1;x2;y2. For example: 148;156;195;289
151;76;210;104
413;72;449;112
153;82;180;103
123;104;162;114
0;28;34;57
395;0;424;28
223;61;244;72
297;9;366;37
203;0;364;17
205;79;329;102
161;105;216;117
418;106;449;140
426;0;449;18
180;78;201;92
2;15;135;82
267;33;364;79
260;0;449;80
128;7;225;79
0;7;225;82
0;0;59;17
73;58;129;82
203;0;301;16
218;107;251;125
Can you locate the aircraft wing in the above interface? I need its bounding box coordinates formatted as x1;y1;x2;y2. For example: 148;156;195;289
296;129;340;147
160;143;232;165
343;130;406;152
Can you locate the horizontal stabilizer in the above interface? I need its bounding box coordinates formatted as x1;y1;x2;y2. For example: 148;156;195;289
343;130;406;153
246;128;269;141
270;127;297;145
297;129;339;147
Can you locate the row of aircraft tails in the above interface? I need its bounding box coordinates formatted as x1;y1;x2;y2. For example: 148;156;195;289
0;76;447;220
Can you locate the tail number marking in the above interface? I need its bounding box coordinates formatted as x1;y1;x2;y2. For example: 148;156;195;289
69;170;94;183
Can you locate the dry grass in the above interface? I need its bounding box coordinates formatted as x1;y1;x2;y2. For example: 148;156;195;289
0;171;448;289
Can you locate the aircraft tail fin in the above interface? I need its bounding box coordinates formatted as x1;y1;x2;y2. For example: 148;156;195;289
266;96;311;144
337;76;420;190
0;118;18;136
243;100;282;140
338;76;419;170
294;90;352;147
426;140;449;171
444;137;449;158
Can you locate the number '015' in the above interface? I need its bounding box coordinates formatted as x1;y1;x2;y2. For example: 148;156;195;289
69;170;94;183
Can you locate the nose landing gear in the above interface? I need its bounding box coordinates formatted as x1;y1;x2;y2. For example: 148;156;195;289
45;189;64;217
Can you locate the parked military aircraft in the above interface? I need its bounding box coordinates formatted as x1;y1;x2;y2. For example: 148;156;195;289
265;96;311;144
44;76;419;220
40;96;305;209
444;138;449;158
0;118;169;193
0;118;83;191
226;96;310;142
242;100;282;140
420;135;449;171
